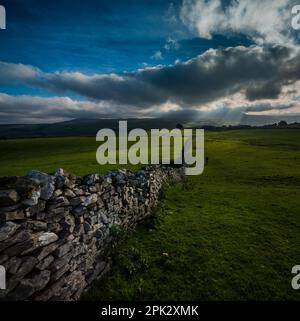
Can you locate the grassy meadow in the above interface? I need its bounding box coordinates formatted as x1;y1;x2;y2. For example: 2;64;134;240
1;129;300;300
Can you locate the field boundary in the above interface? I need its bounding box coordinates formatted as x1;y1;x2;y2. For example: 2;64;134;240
0;165;184;300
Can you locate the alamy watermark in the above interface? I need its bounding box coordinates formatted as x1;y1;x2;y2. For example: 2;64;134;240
0;5;6;30
96;121;204;176
292;5;300;30
292;265;300;290
0;265;5;290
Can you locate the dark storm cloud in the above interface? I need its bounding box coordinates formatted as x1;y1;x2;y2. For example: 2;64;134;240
157;108;202;120
41;45;298;106
0;62;40;84
134;45;295;104
44;73;166;107
0;45;299;108
0;93;162;124
0;94;114;124
245;81;283;101
244;102;295;113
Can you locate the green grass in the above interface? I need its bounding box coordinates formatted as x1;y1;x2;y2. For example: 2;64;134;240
0;136;139;176
1;129;300;300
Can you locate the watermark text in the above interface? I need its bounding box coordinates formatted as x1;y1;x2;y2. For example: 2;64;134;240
0;265;6;290
292;5;300;30
96;121;204;176
292;265;300;290
0;5;6;30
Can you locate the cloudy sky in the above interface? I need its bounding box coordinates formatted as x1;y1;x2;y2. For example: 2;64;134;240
0;0;300;124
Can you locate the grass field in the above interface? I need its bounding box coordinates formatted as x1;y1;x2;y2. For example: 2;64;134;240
0;136;139;176
1;129;300;300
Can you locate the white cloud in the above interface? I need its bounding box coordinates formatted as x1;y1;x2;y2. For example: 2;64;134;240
164;37;180;51
180;0;295;46
151;50;163;60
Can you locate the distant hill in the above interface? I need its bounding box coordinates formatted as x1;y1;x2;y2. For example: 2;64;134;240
0;118;185;139
1;117;300;139
240;114;300;126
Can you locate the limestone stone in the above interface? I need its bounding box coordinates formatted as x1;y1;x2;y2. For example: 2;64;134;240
0;230;32;253
53;241;73;258
25;220;47;231
0;221;20;241
27;170;56;200
0;165;184;301
50;252;73;272
36;255;55;270
0;190;19;207
37;232;59;246
36;241;61;261
4;256;22;274
9;270;51;300
20;232;59;255
64;189;76;198
0;209;25;221
82;194;98;207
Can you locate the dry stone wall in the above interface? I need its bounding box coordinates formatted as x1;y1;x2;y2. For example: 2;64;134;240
0;165;184;301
